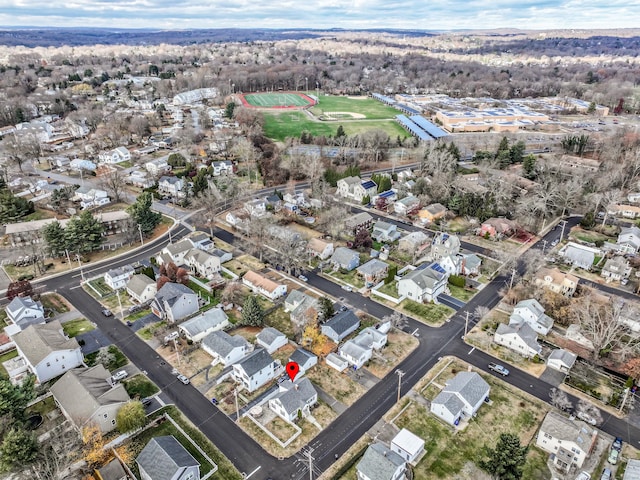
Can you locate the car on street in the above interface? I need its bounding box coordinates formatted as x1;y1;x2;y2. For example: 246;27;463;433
600;467;612;480
111;370;128;382
551;239;559;247
298;275;308;282
177;374;190;385
608;448;619;465
341;285;353;292
102;309;113;317
488;363;510;376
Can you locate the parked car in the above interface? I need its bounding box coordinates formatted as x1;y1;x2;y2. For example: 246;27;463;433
176;374;190;385
613;437;623;451
102;309;113;317
600;468;612;480
608;448;619;465
111;370;128;382
339;305;348;312
141;397;153;407
575;472;591;480
488;363;510;376
576;411;599;425
298;275;308;282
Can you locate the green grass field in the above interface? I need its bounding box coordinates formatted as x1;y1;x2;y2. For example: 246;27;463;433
244;92;311;107
309;96;402;119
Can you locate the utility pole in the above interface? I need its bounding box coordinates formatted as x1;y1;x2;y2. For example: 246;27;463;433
65;249;72;269
541;239;548;254
559;220;568;243
303;448;315;480
75;254;85;283
137;224;144;246
619;388;630;413
396;370;405;402
173;337;181;366
509;268;517;290
464;311;470;340
116;289;123;322
234;388;239;422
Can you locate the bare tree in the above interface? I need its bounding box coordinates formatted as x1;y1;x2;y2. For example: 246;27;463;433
383;311;408;331
473;305;490;321
576;399;603;426
5;133;40;172
99;168;127;203
549;387;573;411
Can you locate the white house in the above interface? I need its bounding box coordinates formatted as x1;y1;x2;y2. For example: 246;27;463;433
390;429;425;465
243;198;267;217
536;411;598;472
104;265;135;291
99;147;130;164
308;238;334;260
232;348;282;393
510;299;554;335
179;309;229;343
212;160;234;176
242;271;287;301
560;242;600;270
202;331;251;366
372;221;401;242
188;231;215;252
288;349;317;375
356;443;406;480
268;378;317;422
431;232;461;260
337;177;378;203
150;283;199;323
126;274;158;303
394;195;420;216
397;263;449;303
158;176;185;197
494;322;541;358
5;296;45;329
601;256;632;282
547;349;578;373
256;327;288;354
145;158;171;176
184;249;221;279
11;321;83;383
158;239;194;266
535;268;579;297
325;353;349;372
339;341;371;369
438;254;462;276
430;371;490;426
617;226;640;254
73;187;110;209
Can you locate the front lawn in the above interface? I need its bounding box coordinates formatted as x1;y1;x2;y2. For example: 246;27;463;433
87;277;114;297
62;319;95;338
40;293;70;314
447;284;477;302
123;374;160;399
400;300;454;326
327;268;364;289
138;321;166;341
376;281;400;299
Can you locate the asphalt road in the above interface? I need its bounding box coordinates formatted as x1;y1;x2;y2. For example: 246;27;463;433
28;212;640;480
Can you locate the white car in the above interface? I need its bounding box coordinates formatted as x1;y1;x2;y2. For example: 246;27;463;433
177;374;190;385
111;370;128;382
341;285;353;292
298;275;308;282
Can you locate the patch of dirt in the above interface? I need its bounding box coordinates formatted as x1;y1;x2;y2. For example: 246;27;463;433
324;111;366;119
307;362;366;406
368;331;419;378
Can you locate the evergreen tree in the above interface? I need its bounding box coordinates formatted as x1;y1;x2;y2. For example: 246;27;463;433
336;125;346;138
224;102;236;119
42;220;67;257
65;211;104;253
318;296;334;321
127;192;162;237
241;295;264;327
522;154;537;180
479;433;527;480
0;189;34;223
0;376;35;420
192;169;209;197
0;428;38;471
509;141;526;164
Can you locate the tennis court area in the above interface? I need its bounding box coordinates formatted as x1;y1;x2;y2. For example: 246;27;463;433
241;92;314;108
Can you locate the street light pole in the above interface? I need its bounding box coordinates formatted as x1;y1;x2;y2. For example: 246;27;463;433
75;254;85;283
305;77;308;94
396;370;405;402
137;224;144;246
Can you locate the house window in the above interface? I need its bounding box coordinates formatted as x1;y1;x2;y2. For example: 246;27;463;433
104;414;108;418
46;362;51;367
112;420;116;425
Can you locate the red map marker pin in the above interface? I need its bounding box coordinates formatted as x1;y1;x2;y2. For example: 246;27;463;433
286;361;300;382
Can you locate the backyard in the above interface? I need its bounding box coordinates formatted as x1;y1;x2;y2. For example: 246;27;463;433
306;362;366;406
366;331;419;378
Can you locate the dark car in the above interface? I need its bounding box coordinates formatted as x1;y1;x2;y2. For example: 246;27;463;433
141;397;153;407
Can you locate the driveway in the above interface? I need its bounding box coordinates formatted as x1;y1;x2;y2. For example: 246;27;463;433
539;367;567;387
130;313;162;332
77;328;112;355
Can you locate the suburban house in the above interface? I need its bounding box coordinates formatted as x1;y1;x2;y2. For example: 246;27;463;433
136;436;200;480
535;267;579;296
337;176;378;203
510;299;554;335
202;331;251;366
150;283;199;323
289;348;318;375
50;365;130;433
479;217;518;239
268;378;318;422
547;349;578;373
357;259;390;287
339;327;388;369
158;176;185;197
256;327;288;354
145;158;171;176
418;203;447;224
127;170;154;188
394;195;420;216
325;353;349;373
232;348;282;393
399;231;429;253
158;239;194;266
99;146;130;164
73;187;110;209
284;290;319;327
243;198;267;217
188;231;215;252
5;296;45;331
624;460;640;480
210;248;233;264
265;194;282;211
371;221;401;242
178;309;229;343
536;411;598;472
438;254;462;276
104;265;135;290
609;204;640;219
321;310;361;343
308;238;334;260
126;274;158;304
11;321;83;383
431;232;461;259
559;242;600;270
329;247;361;272
397;263;449;303
344;212;374;234
430;371;490;426
184;249;221;279
242;271;287;301
617;226;640;254
211;160;234;176
494;322;541;358
391;429;425;465
460;253;482;276
356;443;406;480
601;256;632;282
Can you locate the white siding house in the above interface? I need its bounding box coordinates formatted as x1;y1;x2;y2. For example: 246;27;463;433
104;265;135;290
232;348;282;393
430;371;490;426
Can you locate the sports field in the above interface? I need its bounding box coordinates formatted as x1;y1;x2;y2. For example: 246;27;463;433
242;92;313;108
309;96;401;119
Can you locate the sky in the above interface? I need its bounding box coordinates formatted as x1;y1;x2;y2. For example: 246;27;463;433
0;0;638;30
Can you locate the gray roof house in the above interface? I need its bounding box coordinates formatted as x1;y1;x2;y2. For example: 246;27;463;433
601;256;632;282
617;226;640;254
256;327;288;354
232;348;281;392
5;296;45;333
126;274;158;304
371;221;401;242
461;253;482;276
151;283;199;323
136;436;200;480
268;377;318;422
397;263;449;303
284;290;319;327
178;309;229;343
494;322;541;358
398;231;429;253
321;310;360;342
357;259;389;287
50;365;130;433
344;212;373;233
624;459;640;480
201;331;251;366
510;299;554;335
329;247;360;272
430;371;490;426
289;348;318;374
356;442;406;480
560;242;600;270
158;239;193;266
547;349;578;373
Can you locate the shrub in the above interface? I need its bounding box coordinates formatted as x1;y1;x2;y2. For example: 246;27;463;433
448;275;465;288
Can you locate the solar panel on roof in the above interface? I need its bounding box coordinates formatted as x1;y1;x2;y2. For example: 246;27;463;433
397;104;421;116
430;263;446;274
361;180;377;189
395;115;431;142
409;115;449;139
